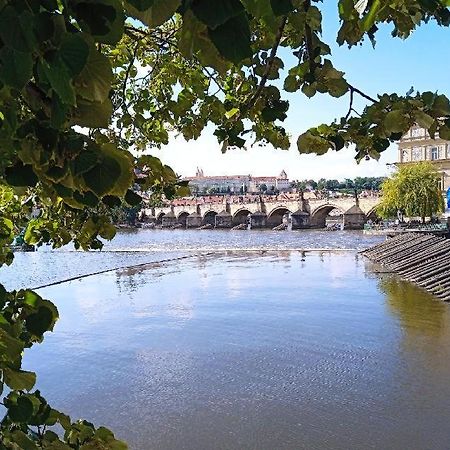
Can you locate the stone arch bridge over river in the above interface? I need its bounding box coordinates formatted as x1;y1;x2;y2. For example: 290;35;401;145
145;196;379;230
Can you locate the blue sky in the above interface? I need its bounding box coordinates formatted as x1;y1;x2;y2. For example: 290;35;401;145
149;4;450;181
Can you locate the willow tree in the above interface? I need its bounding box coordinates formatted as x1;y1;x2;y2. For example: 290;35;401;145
377;162;445;222
0;1;450;448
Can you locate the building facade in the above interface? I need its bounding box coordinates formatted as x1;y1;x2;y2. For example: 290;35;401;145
185;168;291;194
398;125;450;190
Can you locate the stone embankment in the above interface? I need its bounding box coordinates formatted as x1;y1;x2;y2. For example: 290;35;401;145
362;233;450;301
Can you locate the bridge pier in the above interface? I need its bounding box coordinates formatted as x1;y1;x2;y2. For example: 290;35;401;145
343;205;366;230
186;213;202;228
249;211;267;229
161;211;177;228
291;210;310;229
215;210;232;228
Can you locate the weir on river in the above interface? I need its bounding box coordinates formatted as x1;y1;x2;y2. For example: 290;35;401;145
362;232;450;301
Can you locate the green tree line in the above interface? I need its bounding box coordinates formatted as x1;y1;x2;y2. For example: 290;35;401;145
296;176;385;192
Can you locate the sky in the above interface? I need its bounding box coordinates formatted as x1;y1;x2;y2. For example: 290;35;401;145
148;4;450;181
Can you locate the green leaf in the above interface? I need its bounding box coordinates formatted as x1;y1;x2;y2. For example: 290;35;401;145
82;144;133;198
125;189;142;206
60;33;90;77
414;110;434;129
439;125;450;140
179;10;231;73
191;0;244;29
73;99;113;128
102;145;134;197
241;0;272;18
306;6;322;30
0;7;36;52
5;163;38;187
384;110;409;134
326;78;348;98
284;75;299;92
0;47;33;90
9;430;38;450
339;0;355;20
0;329;24;360
225;107;239;119
72;150;100;176
25;305;55;337
41;57;76;105
3;369;36;391
75;42;113;102
208;12;252;63
99;222;116;240
297;131;330;155
301;83;316;98
127;0;154;10
433;94;450;116
83;153;121;197
8;396;35;423
270;0;294;16
102;195;122;207
73;190;100;207
73;0;125;44
125;0;180;27
23;290;42;307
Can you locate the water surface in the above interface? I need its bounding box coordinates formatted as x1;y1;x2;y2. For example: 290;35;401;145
15;246;450;450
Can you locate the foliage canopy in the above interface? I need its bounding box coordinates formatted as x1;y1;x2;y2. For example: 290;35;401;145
377;162;445;221
0;0;449;448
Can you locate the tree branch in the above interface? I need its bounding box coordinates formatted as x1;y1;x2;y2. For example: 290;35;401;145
245;16;288;111
114;41;141;113
348;84;377;104
344;87;354;121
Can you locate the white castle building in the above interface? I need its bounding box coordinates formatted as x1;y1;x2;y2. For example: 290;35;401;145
185;168;291;194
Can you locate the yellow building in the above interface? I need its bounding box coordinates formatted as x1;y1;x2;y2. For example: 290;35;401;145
398;125;450;190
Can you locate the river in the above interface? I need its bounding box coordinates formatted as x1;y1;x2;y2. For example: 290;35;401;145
2;230;450;449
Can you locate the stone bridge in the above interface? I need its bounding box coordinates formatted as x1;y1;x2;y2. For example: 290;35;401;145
143;196;379;230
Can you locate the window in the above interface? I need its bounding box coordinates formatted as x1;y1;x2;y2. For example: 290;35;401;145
411;128;424;138
412;147;422;161
431;147;438;161
402;149;410;162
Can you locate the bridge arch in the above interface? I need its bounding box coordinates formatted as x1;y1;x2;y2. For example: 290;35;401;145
232;208;252;226
177;211;189;228
156;212;165;225
203;210;217;226
310;204;345;228
267;206;292;227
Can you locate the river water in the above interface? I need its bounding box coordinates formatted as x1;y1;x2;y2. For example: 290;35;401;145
3;230;450;449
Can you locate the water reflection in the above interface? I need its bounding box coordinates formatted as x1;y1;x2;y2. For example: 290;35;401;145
380;276;447;336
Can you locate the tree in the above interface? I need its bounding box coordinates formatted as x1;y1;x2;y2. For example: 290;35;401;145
260;183;268;193
377;162;444;223
317;178;327;191
0;1;449;448
306;179;318;190
325;179;340;191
